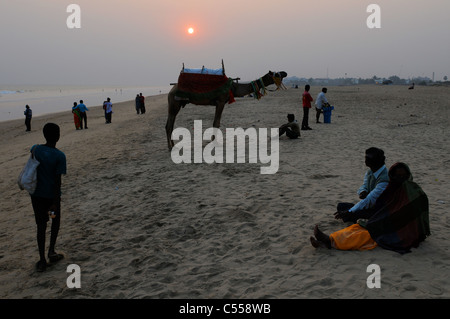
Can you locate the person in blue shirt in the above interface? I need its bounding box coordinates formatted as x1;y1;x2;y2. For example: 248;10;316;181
77;99;89;129
30;123;67;272
334;147;389;223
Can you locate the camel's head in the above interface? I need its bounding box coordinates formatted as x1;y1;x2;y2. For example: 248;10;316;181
267;71;287;87
277;71;288;79
268;70;287;81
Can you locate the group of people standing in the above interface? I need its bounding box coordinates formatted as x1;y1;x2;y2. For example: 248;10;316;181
71;98;114;129
71;100;89;130
71;93;144;129
301;85;330;130
24;93;148;132
278;85;331;139
135;93;146;114
103;98;113;124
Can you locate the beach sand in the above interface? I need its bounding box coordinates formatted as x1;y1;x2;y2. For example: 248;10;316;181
0;85;449;299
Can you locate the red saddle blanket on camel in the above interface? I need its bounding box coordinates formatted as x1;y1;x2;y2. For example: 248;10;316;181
175;71;235;104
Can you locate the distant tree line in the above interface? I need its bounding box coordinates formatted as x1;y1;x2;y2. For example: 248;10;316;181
284;75;450;87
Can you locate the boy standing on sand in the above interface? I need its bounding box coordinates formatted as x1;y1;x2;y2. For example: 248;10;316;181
301;85;313;130
30;123;66;272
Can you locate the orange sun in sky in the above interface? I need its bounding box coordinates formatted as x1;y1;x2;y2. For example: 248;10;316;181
188;27;195;35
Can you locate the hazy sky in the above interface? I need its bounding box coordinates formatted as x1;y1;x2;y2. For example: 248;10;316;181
1;0;449;86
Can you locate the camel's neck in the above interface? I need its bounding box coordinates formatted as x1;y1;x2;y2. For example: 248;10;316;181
232;82;254;97
232;74;274;97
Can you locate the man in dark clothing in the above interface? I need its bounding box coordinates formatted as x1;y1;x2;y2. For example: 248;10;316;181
30;123;67;272
139;93;146;114
24;105;32;131
135;94;141;114
77;100;89;129
279;114;301;139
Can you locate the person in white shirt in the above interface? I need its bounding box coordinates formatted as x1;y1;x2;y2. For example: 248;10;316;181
315;87;329;123
334;147;389;223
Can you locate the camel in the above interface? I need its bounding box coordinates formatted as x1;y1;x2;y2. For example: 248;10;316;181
165;70;287;150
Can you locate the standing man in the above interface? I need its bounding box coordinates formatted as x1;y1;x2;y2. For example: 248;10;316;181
104;97;113;123
30;123;67;272
301;85;313;130
77;100;89;129
135;94;141;114
139;93;146;114
24;105;32;132
315;88;329;123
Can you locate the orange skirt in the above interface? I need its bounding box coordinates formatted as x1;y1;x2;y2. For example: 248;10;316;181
330;224;378;251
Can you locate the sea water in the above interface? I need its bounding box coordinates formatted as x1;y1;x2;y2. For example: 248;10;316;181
0;85;171;122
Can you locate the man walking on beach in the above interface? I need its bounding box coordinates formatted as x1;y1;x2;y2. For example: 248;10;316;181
77;100;89;129
24;105;32;132
29;123;66;272
301;85;313;130
315;88;329;123
334;147;389;223
104;97;113;123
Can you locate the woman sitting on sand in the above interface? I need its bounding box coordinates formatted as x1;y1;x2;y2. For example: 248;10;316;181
72;102;82;130
310;162;430;254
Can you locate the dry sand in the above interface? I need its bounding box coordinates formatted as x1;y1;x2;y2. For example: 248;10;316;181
0;85;449;299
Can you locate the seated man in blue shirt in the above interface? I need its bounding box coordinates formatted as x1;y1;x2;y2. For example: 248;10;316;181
334;147;389;223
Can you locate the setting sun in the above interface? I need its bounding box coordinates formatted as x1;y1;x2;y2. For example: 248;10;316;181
188;27;194;34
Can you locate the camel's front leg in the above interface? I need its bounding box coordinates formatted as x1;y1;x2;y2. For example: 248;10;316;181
211;102;226;142
213;102;225;128
166;103;181;150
